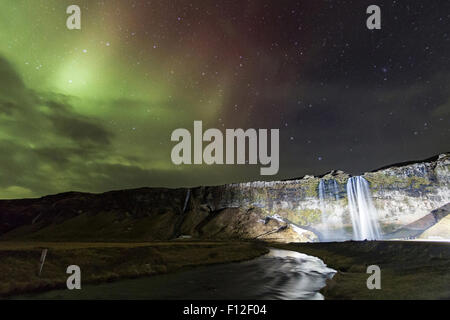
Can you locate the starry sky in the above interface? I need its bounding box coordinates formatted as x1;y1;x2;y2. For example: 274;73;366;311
0;0;449;199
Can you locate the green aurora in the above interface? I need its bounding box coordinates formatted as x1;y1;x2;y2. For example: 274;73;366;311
0;1;449;198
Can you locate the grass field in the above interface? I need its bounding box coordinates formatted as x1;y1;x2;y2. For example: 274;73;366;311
0;240;268;297
2;240;449;299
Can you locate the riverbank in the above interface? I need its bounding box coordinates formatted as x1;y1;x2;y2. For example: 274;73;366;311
2;240;449;299
272;240;450;299
0;241;268;298
10;248;335;300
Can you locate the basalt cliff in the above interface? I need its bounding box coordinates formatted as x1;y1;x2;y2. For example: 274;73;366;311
0;153;449;242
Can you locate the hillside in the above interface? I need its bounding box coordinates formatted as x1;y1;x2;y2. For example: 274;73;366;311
0;153;448;242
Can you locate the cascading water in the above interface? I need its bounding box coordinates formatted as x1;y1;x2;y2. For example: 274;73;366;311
346;176;382;240
318;179;340;240
318;180;327;239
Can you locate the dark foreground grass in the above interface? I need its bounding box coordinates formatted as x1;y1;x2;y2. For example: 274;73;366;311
272;240;450;300
2;240;448;299
0;241;268;298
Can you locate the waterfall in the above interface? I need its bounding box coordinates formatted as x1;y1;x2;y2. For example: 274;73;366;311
333;180;339;200
346;176;381;240
318;180;326;208
318;180;328;240
318;179;340;240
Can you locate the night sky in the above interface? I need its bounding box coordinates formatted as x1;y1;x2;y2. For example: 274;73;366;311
0;0;449;199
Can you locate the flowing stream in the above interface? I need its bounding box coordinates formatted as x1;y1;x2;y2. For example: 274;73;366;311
12;249;336;300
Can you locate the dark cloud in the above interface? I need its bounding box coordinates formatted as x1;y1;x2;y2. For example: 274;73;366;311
0;57;25;92
49;115;113;146
0;100;17;115
0;56;116;198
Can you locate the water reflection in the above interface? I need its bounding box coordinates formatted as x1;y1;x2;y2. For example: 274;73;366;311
14;249;336;300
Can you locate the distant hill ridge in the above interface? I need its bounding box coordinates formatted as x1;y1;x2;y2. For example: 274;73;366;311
0;152;448;242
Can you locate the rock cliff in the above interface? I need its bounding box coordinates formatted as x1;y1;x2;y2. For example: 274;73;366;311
0;153;448;242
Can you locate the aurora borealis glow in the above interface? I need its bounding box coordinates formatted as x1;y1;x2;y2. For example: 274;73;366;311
0;0;449;199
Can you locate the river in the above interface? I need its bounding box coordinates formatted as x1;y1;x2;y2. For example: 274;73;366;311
13;248;336;300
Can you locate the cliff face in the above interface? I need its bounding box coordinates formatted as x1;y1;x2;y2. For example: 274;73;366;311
0;153;449;242
192;153;450;240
